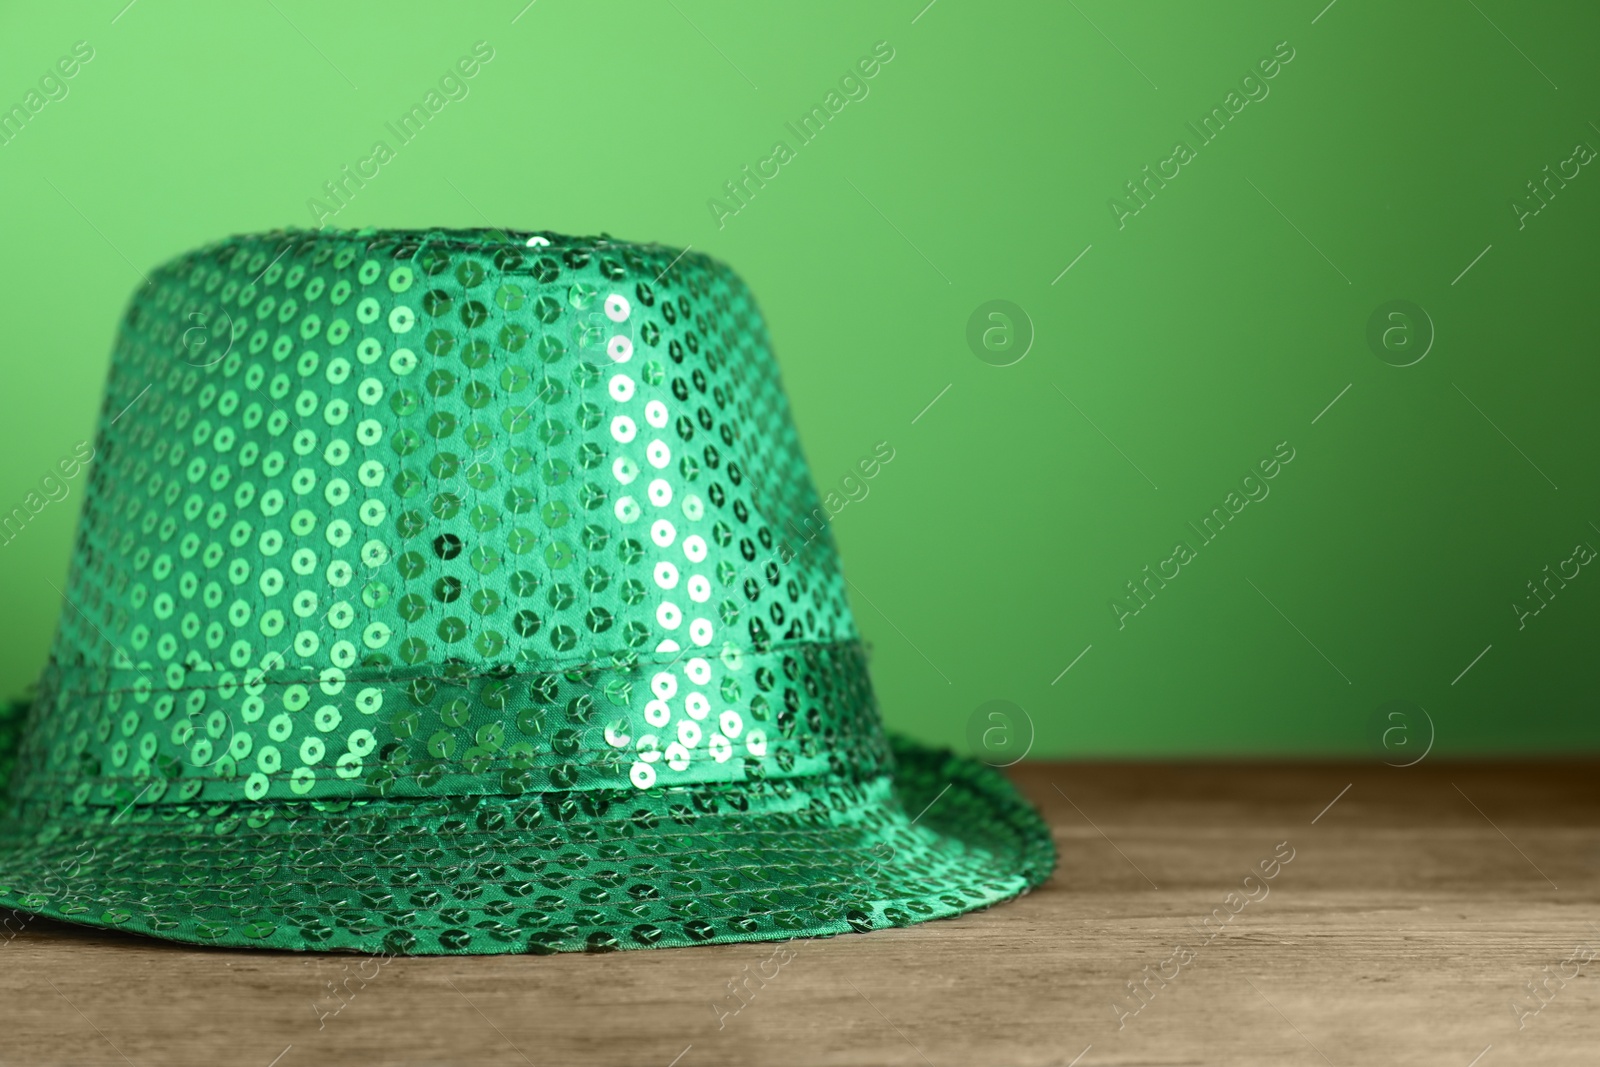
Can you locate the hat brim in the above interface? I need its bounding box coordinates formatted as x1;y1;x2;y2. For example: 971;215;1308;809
0;733;1054;954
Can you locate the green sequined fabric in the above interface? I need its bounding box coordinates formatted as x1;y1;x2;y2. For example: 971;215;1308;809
0;228;1054;953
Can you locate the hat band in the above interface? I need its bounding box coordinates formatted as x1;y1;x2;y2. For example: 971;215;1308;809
8;638;890;811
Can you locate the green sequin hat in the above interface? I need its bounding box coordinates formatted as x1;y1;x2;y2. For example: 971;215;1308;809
0;228;1053;954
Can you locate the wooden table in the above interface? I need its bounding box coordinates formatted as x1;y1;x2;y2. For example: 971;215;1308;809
4;760;1597;1066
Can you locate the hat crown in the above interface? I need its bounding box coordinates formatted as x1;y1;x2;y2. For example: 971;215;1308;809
10;229;888;813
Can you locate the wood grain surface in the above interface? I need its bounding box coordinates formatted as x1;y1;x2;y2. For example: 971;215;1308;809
3;759;1597;1066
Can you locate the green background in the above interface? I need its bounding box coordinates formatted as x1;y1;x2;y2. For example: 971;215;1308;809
1;0;1596;757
